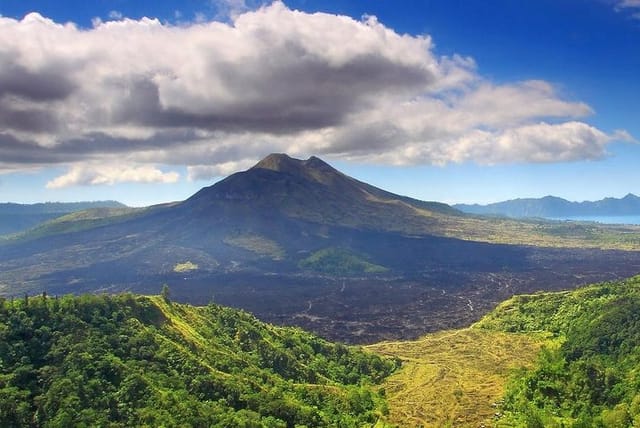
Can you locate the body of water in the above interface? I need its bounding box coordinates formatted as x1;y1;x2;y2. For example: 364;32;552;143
549;215;640;225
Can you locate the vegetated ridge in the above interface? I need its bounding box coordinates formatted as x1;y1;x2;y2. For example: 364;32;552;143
368;275;640;427
478;275;640;426
0;201;127;236
0;292;397;427
455;193;640;219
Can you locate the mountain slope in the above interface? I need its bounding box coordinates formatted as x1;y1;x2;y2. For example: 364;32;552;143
14;154;640;253
185;154;640;248
368;328;546;427
0;201;127;236
0;292;397;427
184;153;458;233
476;275;640;426
455;193;640;218
3;154;640;343
368;275;640;427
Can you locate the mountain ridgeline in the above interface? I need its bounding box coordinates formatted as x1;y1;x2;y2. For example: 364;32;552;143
0;201;127;236
455;193;640;218
0;292;397;427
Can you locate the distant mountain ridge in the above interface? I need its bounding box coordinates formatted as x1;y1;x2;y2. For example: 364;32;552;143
0;200;126;235
454;193;640;218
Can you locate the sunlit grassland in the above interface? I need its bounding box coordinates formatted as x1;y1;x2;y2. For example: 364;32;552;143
422;210;640;250
298;247;388;275
223;233;286;260
0;206;147;242
173;261;199;272
367;328;551;427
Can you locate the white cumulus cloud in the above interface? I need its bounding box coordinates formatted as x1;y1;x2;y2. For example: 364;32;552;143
0;2;633;184
46;164;179;188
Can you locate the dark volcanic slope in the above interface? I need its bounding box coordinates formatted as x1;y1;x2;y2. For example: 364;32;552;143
2;154;640;343
184;153;458;230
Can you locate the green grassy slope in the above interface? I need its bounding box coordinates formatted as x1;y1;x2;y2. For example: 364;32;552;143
0;201;127;236
298;247;388;275
475;275;640;427
367;276;640;427
0;293;398;427
2;206;147;242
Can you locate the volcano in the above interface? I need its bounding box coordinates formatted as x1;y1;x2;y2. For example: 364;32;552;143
3;154;640;343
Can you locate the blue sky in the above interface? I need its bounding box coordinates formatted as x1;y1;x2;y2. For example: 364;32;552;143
0;0;639;206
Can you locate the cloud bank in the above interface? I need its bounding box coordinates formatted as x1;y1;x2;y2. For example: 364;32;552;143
46;164;179;188
0;2;631;186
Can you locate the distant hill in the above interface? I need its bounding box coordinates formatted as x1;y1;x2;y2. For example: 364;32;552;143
0;201;126;235
0;292;397;427
455;193;640;218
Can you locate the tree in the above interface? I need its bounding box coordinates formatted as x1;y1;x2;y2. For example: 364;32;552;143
161;284;171;303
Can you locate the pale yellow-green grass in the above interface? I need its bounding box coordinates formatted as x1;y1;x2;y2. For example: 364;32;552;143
173;261;199;273
418;209;640;251
367;328;549;427
223;233;286;260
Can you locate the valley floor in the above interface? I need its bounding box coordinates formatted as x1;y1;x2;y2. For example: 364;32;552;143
367;328;549;427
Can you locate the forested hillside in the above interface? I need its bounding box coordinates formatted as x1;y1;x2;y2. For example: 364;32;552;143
367;276;640;427
477;276;640;426
4;276;640;427
0;293;397;427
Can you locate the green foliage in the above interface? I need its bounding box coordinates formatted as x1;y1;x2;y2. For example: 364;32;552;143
479;276;640;426
223;234;286;260
298;247;388;275
173;261;199;273
0;293;398;427
160;284;170;302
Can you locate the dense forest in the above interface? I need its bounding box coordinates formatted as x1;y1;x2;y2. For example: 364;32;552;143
477;276;640;427
5;276;640;427
0;292;398;427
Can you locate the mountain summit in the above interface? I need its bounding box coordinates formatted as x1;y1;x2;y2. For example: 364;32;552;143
253;153;338;182
185;153;458;226
249;153;350;188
